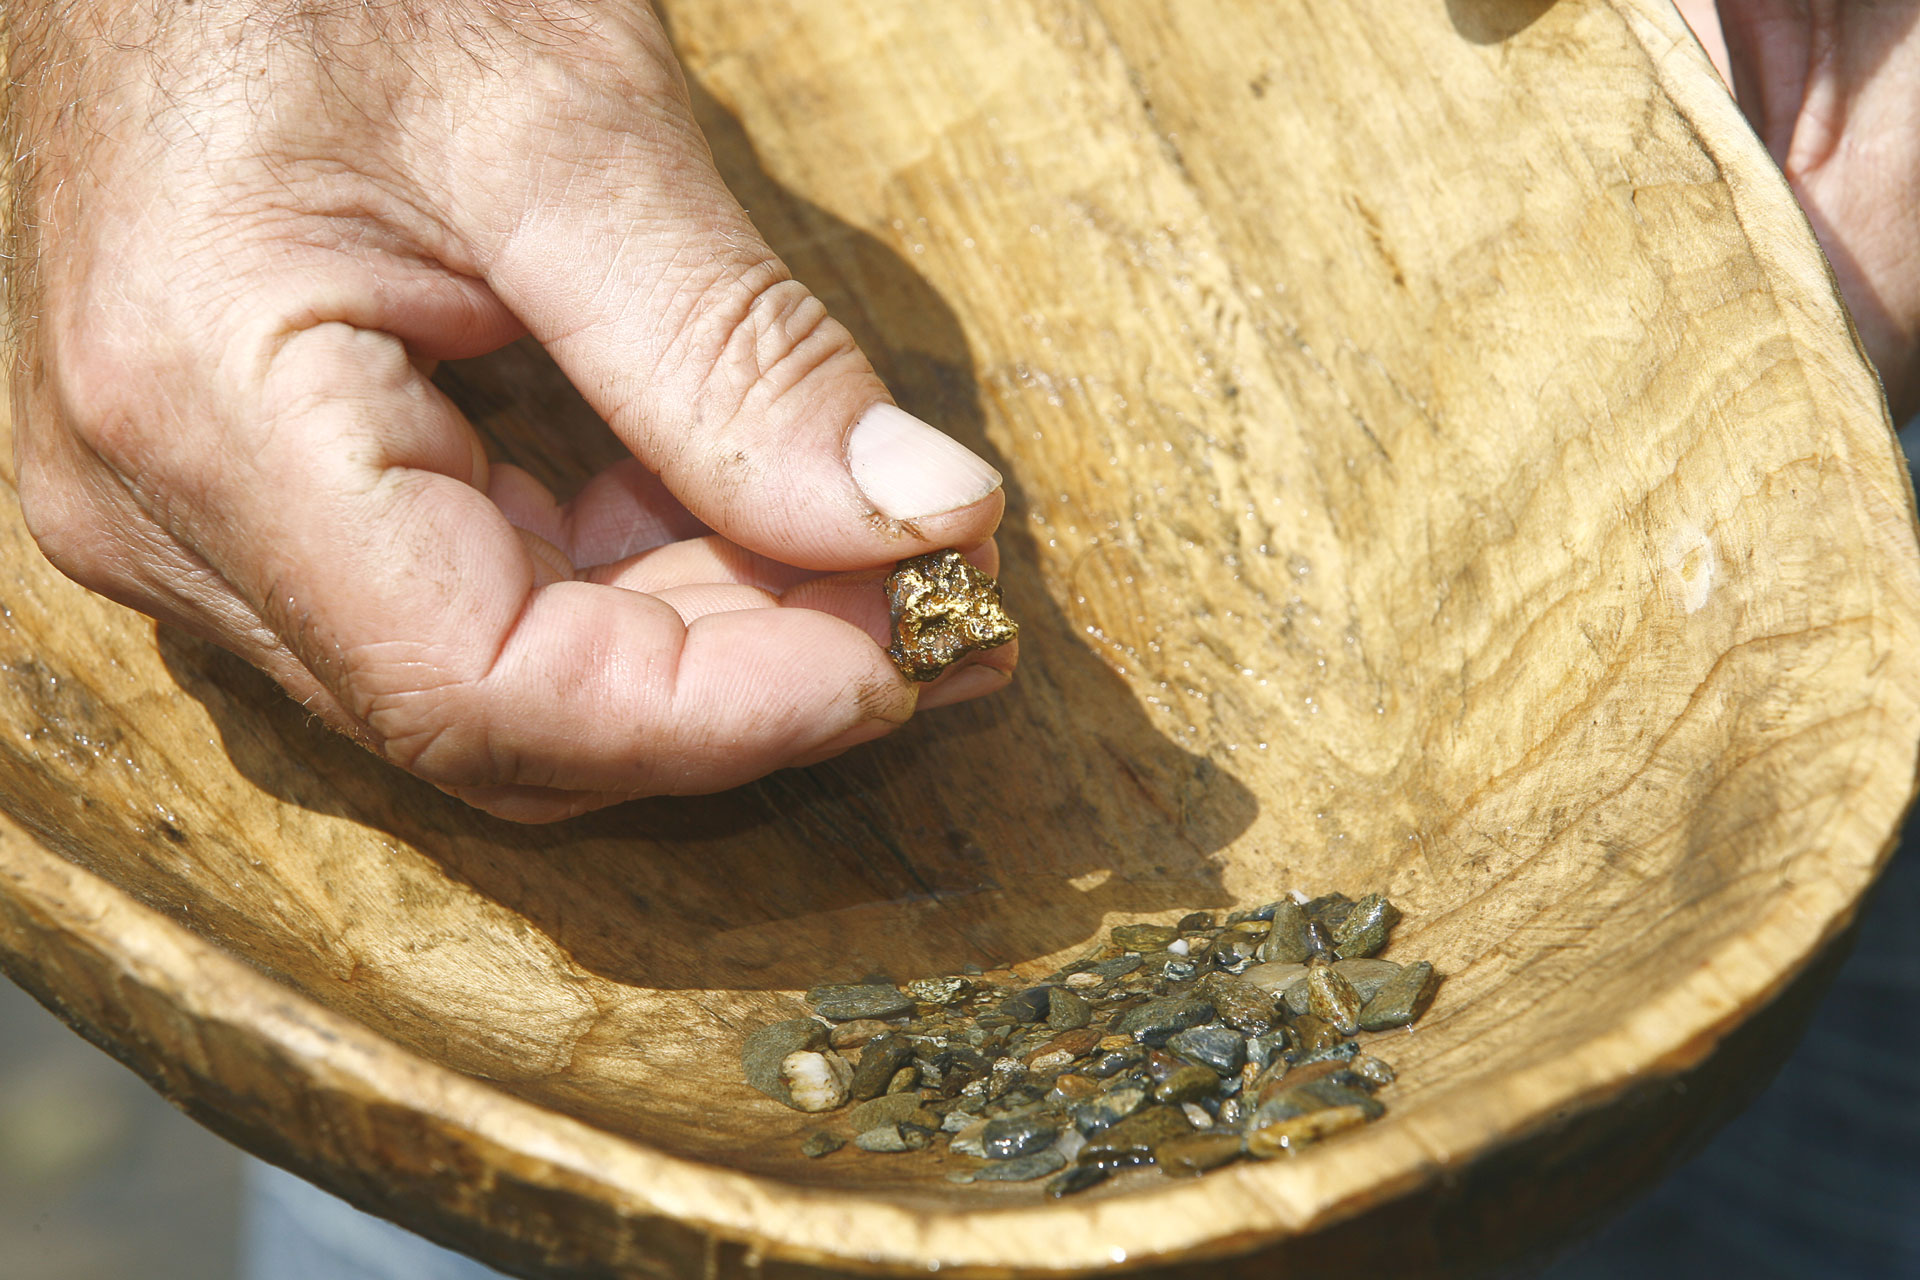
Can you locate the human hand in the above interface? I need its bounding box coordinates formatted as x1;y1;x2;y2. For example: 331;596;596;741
1678;0;1920;418
4;2;1014;822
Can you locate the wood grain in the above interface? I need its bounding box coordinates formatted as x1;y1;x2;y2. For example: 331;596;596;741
3;0;1918;1275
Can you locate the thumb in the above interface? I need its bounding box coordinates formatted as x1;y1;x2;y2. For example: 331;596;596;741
464;47;1002;571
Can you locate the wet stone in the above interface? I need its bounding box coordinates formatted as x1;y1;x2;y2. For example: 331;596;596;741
1111;922;1181;951
886;1066;921;1095
1246;1104;1371;1158
849;1032;914;1101
885;549;1019;682
1360;961;1438;1031
1287;1015;1343;1055
781;1050;852;1113
1304;893;1356;932
800;1131;844;1158
1332;893;1402;959
1000;986;1053;1024
1167;1024;1247;1076
1351;1055;1396;1089
1155;1131;1245;1177
906;976;972;1005
968;1149;1068;1182
1046;987;1093;1030
982;1114;1061;1159
813;986;916;1022
742;1018;829;1109
1245;1031;1289;1072
828;1019;896;1050
1304;921;1335;959
1206;929;1262;973
1153;1064;1219;1105
1243;962;1307;995
1090;954;1144;980
1086;1047;1144;1079
1177;911;1215;932
1257;900;1311;964
847;1092;932;1134
1289;1039;1361;1071
1070;1083;1147;1135
1048;1163;1110;1197
1305;959;1363;1036
1202;973;1279;1036
1114;996;1215;1046
854;1124;920;1153
1081;1105;1192;1166
1063;971;1104;989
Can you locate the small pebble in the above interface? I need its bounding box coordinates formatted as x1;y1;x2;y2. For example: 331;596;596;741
1332;893;1402;959
1155;1131;1245;1176
1114;996;1215;1046
983;1114;1061;1160
800;1131;844;1159
849;1032;914;1101
1359;961;1438;1031
829;1019;897;1050
1256;900;1311;964
1246;1104;1371;1157
1000;986;1053;1024
813;986;916;1022
1305;959;1363;1036
1177;911;1215;932
886;1066;920;1095
1063;972;1103;989
1046;987;1093;1030
1079;1105;1192;1166
1166;1024;1247;1075
1351;1055;1396;1089
1069;1083;1147;1135
1153;1064;1219;1105
906;976;972;1005
781;1050;853;1112
854;1124;914;1153
1047;1164;1111;1197
741;1019;830;1110
1111;923;1180;951
847;1092;933;1133
969;1149;1068;1182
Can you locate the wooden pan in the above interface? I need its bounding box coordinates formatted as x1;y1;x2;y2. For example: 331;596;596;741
3;0;1918;1275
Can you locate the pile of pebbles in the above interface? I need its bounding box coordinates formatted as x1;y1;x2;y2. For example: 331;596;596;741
740;892;1439;1195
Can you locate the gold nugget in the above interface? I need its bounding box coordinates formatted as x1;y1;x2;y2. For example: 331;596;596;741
885;550;1018;682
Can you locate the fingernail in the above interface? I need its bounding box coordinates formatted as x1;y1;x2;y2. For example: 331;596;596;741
917;662;1012;711
847;403;1001;520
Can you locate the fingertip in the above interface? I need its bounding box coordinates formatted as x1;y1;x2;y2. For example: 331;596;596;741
846;403;1003;521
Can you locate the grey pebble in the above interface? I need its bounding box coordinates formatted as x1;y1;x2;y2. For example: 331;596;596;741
1167;1024;1246;1075
1256;900;1310;964
800;1131;844;1158
982;1114;1061;1159
813;985;916;1021
1046;987;1092;1030
1332;893;1402;959
1114;996;1215;1046
1000;986;1053;1024
1359;960;1438;1030
968;1150;1068;1182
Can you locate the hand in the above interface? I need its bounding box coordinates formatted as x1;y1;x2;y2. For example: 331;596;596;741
1678;1;1920;418
5;2;1014;822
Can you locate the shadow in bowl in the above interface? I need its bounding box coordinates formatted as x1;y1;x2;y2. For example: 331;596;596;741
153;76;1259;1000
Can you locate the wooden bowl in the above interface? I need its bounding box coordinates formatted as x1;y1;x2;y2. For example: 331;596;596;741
3;1;1919;1275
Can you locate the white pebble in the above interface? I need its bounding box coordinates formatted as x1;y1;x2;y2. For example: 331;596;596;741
1181;1102;1212;1128
1168;938;1191;956
780;1050;852;1112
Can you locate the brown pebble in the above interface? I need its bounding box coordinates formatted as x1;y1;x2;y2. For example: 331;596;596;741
886;1065;921;1095
829;1019;898;1050
1306;957;1363;1036
1049;1073;1099;1102
1246;1104;1371;1157
1031;1028;1102;1061
1063;972;1103;989
1155;1131;1246;1177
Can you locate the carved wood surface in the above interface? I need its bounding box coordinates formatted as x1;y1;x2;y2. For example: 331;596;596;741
2;1;1918;1275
